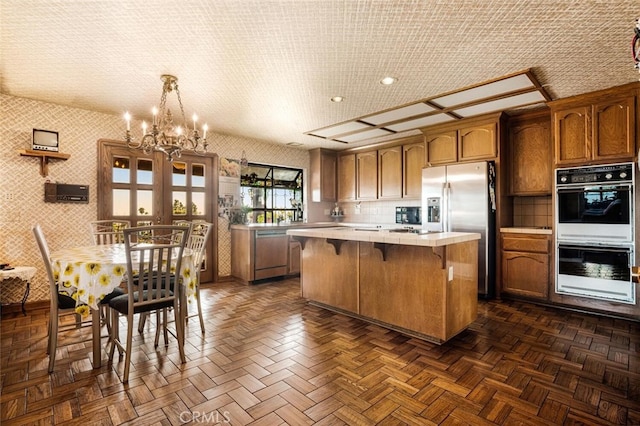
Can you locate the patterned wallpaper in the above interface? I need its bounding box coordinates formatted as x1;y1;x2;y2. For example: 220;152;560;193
0;93;309;304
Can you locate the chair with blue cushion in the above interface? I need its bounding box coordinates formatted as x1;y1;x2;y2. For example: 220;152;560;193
107;224;189;383
32;223;123;372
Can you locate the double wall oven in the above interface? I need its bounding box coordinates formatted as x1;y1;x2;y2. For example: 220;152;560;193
555;163;635;304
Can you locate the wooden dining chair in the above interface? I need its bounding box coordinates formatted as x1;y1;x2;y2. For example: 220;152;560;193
33;224;123;372
107;224;189;383
89;220;131;245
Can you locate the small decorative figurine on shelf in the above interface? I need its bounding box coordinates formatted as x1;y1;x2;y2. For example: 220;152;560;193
289;198;303;222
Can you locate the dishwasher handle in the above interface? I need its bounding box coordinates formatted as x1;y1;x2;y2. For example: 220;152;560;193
255;230;288;238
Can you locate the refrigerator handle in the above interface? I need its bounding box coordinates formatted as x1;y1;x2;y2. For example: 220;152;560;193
443;182;451;232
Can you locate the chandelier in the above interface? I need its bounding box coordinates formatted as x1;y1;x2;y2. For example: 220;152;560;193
124;74;208;161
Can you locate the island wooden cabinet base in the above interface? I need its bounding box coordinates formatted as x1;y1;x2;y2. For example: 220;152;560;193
299;237;478;344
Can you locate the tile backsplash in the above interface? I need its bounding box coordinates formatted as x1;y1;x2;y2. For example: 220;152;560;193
513;196;553;228
338;199;422;225
337;196;554;229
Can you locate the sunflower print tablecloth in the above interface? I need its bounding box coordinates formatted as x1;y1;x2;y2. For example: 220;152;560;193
51;244;196;317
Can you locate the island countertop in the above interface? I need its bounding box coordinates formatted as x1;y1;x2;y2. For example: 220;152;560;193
286;227;480;247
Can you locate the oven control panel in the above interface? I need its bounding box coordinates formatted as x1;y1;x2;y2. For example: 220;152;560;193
556;163;634;185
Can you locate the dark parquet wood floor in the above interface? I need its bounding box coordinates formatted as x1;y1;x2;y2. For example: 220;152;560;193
1;278;639;425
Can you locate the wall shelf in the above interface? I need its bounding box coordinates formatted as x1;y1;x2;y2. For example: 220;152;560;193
18;149;70;177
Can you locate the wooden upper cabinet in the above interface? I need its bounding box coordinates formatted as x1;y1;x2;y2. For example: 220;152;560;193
423;114;501;165
592;95;636;161
309;148;337;202
508;112;552;195
553;105;592;165
378;146;402;199
403;141;425;198
458;122;497;161
336;135;425;201
425;130;457;165
550;83;638;166
337;153;356;201
356;151;378;200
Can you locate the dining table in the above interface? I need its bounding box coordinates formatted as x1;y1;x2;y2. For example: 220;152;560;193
50;243;196;368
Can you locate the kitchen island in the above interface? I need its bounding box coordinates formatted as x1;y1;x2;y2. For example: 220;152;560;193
286;227;481;344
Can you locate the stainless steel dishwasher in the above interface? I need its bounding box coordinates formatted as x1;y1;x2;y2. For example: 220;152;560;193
254;229;290;280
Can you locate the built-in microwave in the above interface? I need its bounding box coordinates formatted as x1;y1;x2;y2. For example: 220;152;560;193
395;207;421;225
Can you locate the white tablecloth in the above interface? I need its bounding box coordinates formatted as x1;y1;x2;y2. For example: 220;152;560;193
0;266;37;282
51;244;196;317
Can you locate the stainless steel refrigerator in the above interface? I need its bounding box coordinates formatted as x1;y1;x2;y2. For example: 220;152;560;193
421;161;496;298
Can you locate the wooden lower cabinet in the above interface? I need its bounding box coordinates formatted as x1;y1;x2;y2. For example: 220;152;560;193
501;233;550;300
299;237;478;343
288;239;301;275
299;238;359;313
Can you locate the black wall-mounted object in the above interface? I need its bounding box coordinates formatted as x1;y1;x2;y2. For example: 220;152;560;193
44;183;89;203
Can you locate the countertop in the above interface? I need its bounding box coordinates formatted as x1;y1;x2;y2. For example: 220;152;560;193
500;227;553;235
230;222;338;230
286;227;480;247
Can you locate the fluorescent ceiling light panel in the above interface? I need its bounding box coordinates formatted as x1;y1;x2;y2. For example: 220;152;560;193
453;91;547;117
309;121;371;138
362;103;435;125
432;74;534;107
335;128;393;143
385;114;456;132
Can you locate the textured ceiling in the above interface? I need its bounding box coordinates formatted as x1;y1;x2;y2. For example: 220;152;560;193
1;0;639;150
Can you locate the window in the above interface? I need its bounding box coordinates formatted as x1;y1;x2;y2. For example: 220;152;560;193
240;163;303;224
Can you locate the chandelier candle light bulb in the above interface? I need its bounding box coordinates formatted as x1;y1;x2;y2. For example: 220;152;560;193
124;75;208;161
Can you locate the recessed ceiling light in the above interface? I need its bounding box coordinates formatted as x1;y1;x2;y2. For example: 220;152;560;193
286;141;303;146
306;69;551;145
331;96;344;103
380;76;397;85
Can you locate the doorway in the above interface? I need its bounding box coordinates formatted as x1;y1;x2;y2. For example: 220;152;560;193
97;139;218;282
